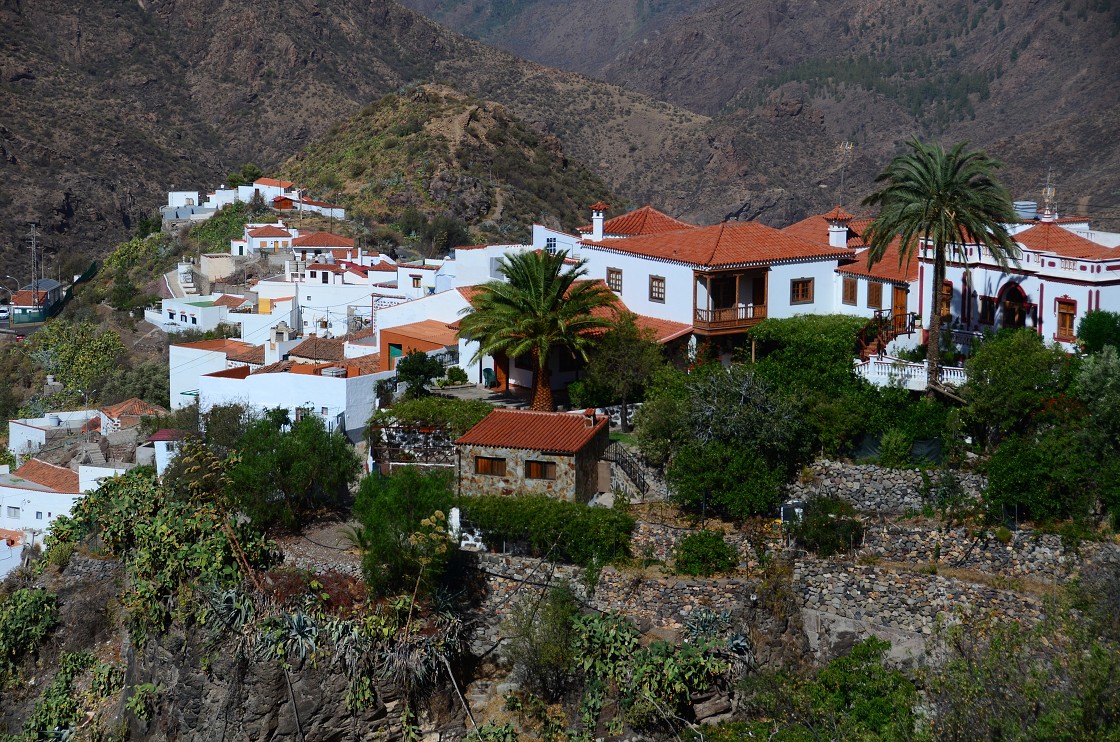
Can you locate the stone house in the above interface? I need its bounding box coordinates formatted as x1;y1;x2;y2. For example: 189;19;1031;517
455;409;609;502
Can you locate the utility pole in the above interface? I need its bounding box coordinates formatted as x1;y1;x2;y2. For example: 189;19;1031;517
838;141;853;208
26;223;41;310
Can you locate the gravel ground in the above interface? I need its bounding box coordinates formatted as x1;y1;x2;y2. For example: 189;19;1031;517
275;519;363;576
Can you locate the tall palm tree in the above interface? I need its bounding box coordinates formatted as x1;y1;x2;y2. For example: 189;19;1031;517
458;249;618;411
863;138;1017;395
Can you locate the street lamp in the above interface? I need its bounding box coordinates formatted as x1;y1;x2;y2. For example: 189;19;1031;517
1;276;19;292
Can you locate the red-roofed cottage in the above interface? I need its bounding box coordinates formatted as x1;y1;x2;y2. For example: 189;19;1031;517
455;409;609;502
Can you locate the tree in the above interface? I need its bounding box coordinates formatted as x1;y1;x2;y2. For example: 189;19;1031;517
367;396;493;438
458;249;618;411
28;320;126;397
1077;310;1120;354
585;312;665;431
863;139;1017;395
394;350;444;399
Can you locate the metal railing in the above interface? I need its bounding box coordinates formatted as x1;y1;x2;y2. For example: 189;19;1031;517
603;442;648;496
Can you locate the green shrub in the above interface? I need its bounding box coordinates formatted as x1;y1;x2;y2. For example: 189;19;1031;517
984;432;1095;521
790;498;864;557
369;396;493;439
445;366;469;385
673;531;738;577
460;495;634;567
1077;310;1120;354
567;377;614;408
502;584;580;701
0;589;59;677
22;651;94;737
668;442;786;520
877;427;913;468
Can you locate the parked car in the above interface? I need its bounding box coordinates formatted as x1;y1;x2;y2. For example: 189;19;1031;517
14;334;25;342
0;306;8;320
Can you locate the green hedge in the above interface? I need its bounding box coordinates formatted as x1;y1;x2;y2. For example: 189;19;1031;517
460;495;634;567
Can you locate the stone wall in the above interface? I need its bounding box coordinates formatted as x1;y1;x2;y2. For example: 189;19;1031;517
860;520;1120;582
786;460;987;514
794;560;1046;662
458;445;582;501
629;521;784;571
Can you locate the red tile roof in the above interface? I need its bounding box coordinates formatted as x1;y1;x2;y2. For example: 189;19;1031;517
837;240;919;284
227;344;265;364
289;336;346;362
580;205;696;236
782;212;870;248
13;459;80;493
292;232;354;248
255;177;294;189
583;221;851;268
590;201;611;211
823;205;855;221
146;429;189;443
101;398;167;421
307;263;345;273
456;409;607;454
172;339;257;354
213;294;251;310
299;197;343;209
1016;222;1117;260
248;225;292;238
383;319;459;347
0;528;22;547
10;290;48;307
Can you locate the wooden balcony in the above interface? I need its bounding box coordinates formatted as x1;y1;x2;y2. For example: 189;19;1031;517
693;304;767;333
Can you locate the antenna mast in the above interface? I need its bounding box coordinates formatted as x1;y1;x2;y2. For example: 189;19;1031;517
26;223;41;310
838;141;854;208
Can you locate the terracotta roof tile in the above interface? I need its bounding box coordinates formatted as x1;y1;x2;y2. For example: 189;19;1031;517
212;294;251;310
101;398;167;421
0;528;22;547
227;344;265;364
292;232;354;248
10;290;48;307
299;197;343;208
13;459;80;493
289;336;346;362
252;360;298;375
383;319;459;347
172;339;257;354
837;240;919;284
583;221;850;268
823;205;855;221
782;211;869;248
456;409;607;454
146;429;189;443
580;205;696;236
254;177;294;189
248;225;292;238
1016;222;1117;260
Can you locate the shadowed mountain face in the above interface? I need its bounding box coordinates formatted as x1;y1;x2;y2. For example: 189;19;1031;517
2;0;1117;277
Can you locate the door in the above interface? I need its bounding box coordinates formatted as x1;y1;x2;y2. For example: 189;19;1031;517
752;274;766;308
892;286;908;333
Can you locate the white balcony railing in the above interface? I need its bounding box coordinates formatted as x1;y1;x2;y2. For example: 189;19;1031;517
853;356;967;391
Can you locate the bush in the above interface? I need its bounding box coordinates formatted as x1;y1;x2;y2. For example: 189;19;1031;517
368;396;493;438
983;432;1097;522
502;584;580;701
877;427;913;468
667;442;786;520
1077;310;1120;354
395;350;445;399
460;495;634;567
674;531;738;576
567;377;614;409
0;589;59;678
445;366;469;385
790;498;864;557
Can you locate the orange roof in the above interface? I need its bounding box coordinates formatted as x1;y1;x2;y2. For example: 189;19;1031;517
292;232;354;248
227;344;265;364
0;528;22;547
383;319;459;347
255;177;294;189
101;398;167;421
457;286;484;303
10;290;47;307
822;205;855;222
580;205;696;236
307;263;345;273
582;221;851;268
837;239;919;285
782;212;870;248
635;315;692;343
172;339;257;354
248;225;291;238
590;201;611;211
213;294;251;309
13;459;79;494
367;262;398;272
300;197;344;208
456;409;607;454
289;335;346;362
1016;222;1117;260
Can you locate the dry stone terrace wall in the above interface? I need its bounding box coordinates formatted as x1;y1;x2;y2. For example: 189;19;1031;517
861;521;1120;581
785;459;987;514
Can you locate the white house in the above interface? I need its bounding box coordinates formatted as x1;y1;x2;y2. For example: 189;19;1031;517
231;223;297;256
135;429;188;477
169;338;263;409
0;459;81;538
167;191;201;209
8;410;100;463
144;293;254;333
296;197;346;220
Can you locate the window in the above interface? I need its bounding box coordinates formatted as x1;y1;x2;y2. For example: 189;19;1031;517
649;275;666;303
167;310;174;319
842;277;857;305
475;456;507;476
545;237;557;254
411;275;422;289
321;271;329;284
867;282;883;310
1057;299;1076;340
6;506;19;519
320;406;328;415
979;296;996;325
526;460;557;480
941;281;953;321
309;271;317;278
607;268;623;292
36;512;42;520
790;278;814;305
514;354;534;371
190;316;197;325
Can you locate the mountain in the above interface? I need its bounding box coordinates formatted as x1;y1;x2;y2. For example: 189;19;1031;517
279;85;616;243
402;0;1120;228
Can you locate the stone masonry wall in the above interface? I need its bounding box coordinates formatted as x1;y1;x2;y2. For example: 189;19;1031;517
785;459;987;514
860;521;1120;582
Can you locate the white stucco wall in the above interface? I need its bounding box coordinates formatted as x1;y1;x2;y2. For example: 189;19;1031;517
169;346;231;409
576;245;696;324
167;191;200;208
0;484;80;535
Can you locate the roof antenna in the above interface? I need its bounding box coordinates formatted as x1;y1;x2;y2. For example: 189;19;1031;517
1041;168;1057;222
838;141;853;208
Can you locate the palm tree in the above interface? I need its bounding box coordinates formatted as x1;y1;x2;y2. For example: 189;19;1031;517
863;138;1017;395
458;249;618;411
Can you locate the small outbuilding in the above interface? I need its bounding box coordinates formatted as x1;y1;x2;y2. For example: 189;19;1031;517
455;408;609;502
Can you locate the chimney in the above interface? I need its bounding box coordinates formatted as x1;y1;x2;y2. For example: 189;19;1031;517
825;206;854;248
590;202;609;241
584;408;597;427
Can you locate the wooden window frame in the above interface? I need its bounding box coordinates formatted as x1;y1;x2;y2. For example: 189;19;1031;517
979;295;996;325
842;276;857;306
607;267;623;293
790;278;814;305
867;282;883;310
1056;298;1077;341
411;275;422;289
941;280;953;321
525;460;557;480
649;275;666;303
475;456;507;476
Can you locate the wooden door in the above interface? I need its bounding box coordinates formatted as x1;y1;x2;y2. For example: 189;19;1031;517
892;286;908;333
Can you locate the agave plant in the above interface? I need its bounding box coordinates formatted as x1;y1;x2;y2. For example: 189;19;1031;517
283;611;319;663
208;587;256;632
684;607;732;644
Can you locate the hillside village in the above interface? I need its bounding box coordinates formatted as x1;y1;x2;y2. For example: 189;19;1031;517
1;157;1120;741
